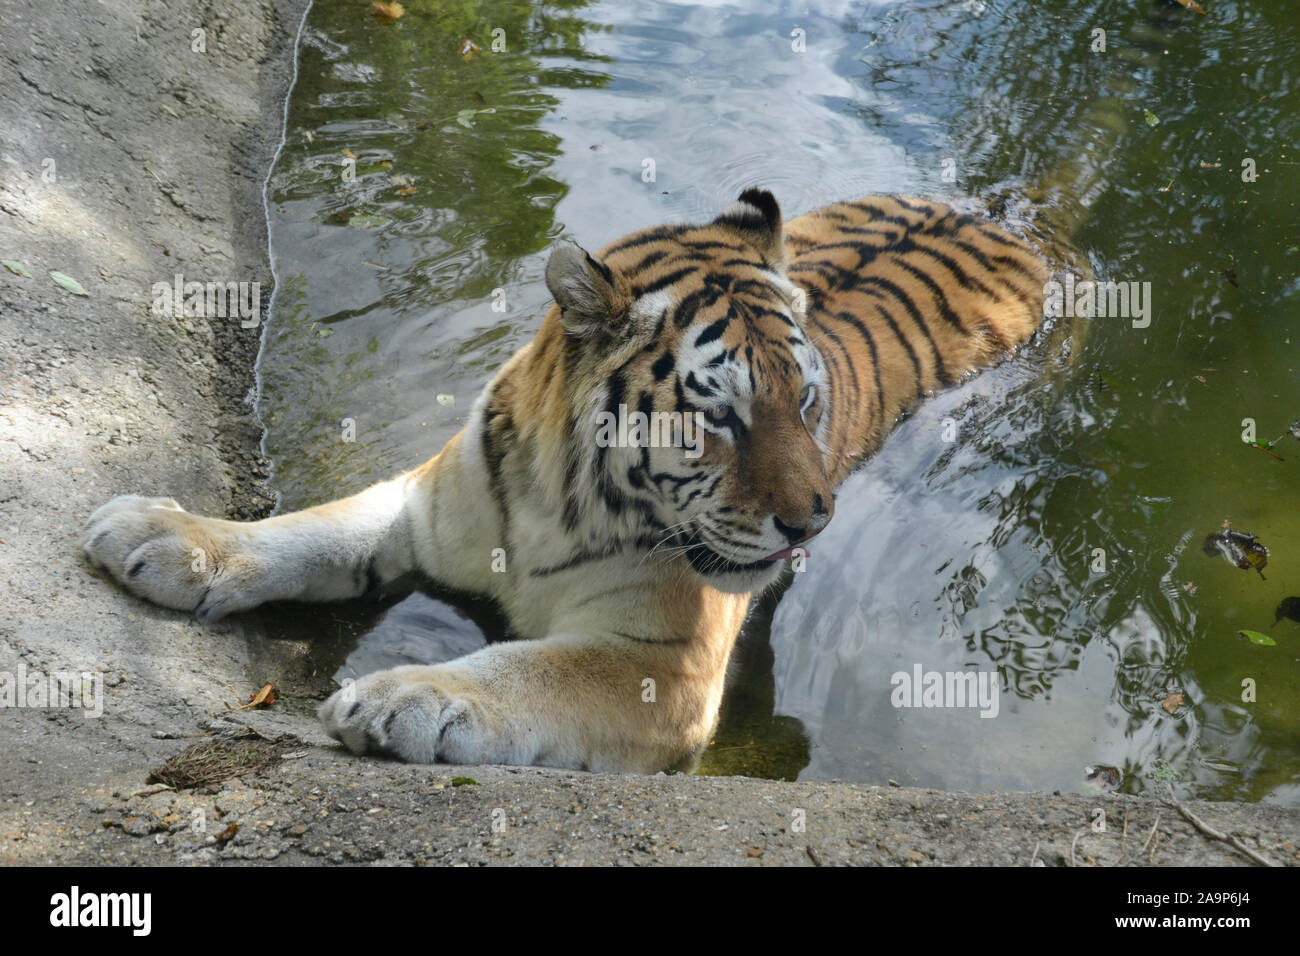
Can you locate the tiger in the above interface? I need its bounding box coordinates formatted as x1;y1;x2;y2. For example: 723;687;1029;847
82;189;1049;773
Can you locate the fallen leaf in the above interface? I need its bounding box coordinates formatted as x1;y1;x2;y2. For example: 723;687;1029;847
1174;0;1206;13
371;1;405;20
460;38;482;63
395;185;416;196
454;106;496;129
341;148;356;160
1144;109;1160;127
228;683;276;711
1161;692;1184;714
49;271;89;296
1203;529;1268;579
214;822;239;843
1;259;32;278
1239;629;1276;646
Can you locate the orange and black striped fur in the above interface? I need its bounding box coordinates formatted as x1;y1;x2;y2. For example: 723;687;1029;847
84;190;1049;772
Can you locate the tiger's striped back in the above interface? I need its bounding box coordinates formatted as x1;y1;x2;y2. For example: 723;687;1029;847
785;195;1049;483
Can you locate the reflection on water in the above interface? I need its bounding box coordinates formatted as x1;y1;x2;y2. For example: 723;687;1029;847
261;0;1300;802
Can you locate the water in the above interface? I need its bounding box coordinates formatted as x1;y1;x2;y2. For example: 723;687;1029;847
259;0;1300;800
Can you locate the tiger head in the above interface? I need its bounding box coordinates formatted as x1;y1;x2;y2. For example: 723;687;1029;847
543;188;834;593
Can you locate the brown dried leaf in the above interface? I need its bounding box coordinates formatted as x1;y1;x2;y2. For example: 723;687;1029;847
1203;529;1269;578
228;683;277;711
460;38;482;63
371;2;405;20
1161;692;1184;714
1174;0;1206;13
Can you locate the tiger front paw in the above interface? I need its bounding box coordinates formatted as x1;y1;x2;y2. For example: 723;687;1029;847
318;666;500;765
82;495;268;621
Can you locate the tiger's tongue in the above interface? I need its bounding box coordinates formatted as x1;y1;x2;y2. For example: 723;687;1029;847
762;547;806;562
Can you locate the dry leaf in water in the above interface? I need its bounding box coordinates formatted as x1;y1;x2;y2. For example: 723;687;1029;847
1161;692;1184;714
1203;529;1269;578
1174;0;1206;13
371;2;405;20
460;38;482;63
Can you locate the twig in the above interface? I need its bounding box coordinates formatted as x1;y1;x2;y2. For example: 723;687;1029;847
1142;812;1160;855
1070;830;1084;867
1029;841;1041;867
1161;788;1280;867
1118;806;1129;866
229;722;279;742
1249;442;1285;462
127;784;173;799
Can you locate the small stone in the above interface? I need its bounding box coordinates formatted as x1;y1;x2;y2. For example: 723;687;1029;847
122;816;153;837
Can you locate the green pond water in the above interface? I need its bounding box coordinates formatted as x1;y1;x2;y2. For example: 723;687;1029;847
258;0;1300;800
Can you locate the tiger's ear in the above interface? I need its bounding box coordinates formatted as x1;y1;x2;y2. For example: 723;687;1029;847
712;188;784;268
545;240;629;335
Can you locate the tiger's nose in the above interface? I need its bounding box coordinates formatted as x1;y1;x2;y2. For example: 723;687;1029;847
774;494;832;544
